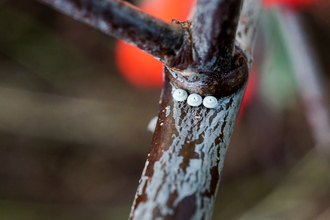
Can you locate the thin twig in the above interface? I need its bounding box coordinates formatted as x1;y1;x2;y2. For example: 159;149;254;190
37;0;184;62
192;0;243;72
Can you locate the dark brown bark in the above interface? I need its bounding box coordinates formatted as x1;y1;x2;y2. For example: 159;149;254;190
37;0;184;62
167;48;247;98
192;0;243;72
34;0;258;219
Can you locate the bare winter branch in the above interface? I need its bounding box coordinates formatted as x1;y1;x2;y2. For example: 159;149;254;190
236;0;262;66
33;0;262;219
37;0;184;61
192;0;243;72
130;70;247;220
129;1;261;219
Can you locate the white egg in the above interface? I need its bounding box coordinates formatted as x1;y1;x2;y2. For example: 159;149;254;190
203;96;218;108
147;116;158;133
172;89;188;101
187;94;202;107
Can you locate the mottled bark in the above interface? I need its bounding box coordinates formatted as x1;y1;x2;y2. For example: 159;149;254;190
236;0;262;66
192;0;243;72
37;0;184;62
130;66;247;220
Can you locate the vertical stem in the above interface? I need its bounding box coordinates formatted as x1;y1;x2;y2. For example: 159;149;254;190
130;1;261;219
236;0;262;66
192;0;243;72
129;70;246;220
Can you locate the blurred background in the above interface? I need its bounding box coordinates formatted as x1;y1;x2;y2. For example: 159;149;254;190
0;0;330;219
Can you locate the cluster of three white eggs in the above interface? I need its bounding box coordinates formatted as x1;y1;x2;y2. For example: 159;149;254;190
172;89;218;108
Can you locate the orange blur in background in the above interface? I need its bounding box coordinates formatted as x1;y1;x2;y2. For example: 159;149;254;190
115;0;195;88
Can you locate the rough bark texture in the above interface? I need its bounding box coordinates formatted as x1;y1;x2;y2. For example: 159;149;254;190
128;1;261;218
167;41;248;98
130;71;246;220
236;0;261;66
35;0;261;219
37;0;184;62
192;0;243;72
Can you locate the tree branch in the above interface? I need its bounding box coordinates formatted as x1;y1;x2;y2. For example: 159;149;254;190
37;0;184;61
129;1;262;219
130;69;248;220
34;0;262;219
236;0;262;67
192;0;243;72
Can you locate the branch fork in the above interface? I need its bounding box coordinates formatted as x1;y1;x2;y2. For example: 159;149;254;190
35;0;261;219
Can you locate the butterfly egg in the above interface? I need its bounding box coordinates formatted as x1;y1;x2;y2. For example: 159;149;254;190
172;89;188;101
203;96;218;108
187;94;202;107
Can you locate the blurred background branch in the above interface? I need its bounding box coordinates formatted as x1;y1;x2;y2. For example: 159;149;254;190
278;9;330;157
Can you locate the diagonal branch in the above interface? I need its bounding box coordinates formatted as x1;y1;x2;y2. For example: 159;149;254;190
192;0;243;72
278;10;330;156
37;0;184;62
